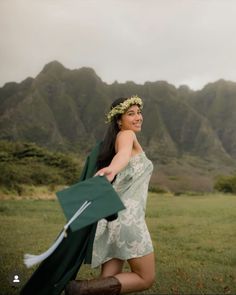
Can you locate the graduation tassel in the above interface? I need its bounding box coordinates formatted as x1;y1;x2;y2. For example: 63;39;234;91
24;200;91;268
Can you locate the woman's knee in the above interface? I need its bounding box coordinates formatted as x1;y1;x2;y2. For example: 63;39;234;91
128;253;155;289
101;258;124;277
142;273;155;289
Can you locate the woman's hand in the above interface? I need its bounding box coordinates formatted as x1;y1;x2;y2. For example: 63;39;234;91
94;167;116;182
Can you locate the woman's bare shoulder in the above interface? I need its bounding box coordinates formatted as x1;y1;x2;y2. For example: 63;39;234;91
115;130;136;152
116;130;136;140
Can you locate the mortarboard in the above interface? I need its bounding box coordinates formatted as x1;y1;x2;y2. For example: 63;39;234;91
57;175;125;232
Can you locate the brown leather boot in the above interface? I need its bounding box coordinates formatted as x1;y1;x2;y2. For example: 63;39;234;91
65;276;121;295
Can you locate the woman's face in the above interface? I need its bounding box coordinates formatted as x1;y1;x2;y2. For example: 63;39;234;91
118;105;143;132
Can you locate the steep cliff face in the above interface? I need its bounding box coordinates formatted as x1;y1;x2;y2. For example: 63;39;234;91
0;61;234;164
0;62;107;149
1;61;236;191
189;79;236;159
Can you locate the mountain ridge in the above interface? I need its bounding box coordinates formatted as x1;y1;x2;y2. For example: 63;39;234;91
1;61;236;191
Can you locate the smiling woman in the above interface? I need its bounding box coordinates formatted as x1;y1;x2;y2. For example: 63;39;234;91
65;96;155;295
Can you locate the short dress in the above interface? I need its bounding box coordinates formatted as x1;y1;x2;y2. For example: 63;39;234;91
91;152;154;268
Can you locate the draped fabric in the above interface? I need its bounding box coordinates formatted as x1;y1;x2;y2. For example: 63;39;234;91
91;152;154;268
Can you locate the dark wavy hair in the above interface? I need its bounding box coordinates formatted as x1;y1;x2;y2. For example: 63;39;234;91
96;97;128;170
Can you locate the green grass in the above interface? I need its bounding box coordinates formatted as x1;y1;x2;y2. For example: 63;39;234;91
0;193;235;294
146;193;236;295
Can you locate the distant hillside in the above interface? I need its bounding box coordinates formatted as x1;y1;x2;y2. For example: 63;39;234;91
0;140;82;194
1;61;236;192
188;80;236;159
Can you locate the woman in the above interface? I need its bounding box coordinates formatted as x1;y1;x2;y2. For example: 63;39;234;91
66;96;155;294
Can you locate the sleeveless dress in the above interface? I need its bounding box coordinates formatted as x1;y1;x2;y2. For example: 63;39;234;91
91;152;154;268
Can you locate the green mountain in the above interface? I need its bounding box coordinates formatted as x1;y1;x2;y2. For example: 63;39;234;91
1;61;235;192
189;79;236;159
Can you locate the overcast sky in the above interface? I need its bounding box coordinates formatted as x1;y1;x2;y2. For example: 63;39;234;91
1;0;236;90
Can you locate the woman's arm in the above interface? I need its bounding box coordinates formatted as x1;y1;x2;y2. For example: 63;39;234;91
95;130;135;182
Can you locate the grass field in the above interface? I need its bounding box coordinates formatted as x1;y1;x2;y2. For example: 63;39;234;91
0;192;235;294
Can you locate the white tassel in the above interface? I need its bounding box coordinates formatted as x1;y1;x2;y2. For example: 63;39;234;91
24;200;91;268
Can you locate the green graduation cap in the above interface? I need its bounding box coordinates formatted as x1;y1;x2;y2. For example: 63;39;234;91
57;175;125;232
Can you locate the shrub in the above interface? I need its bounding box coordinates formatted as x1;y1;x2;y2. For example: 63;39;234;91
149;185;168;194
214;175;236;194
30;163;65;185
0;163;31;188
0;140;82;189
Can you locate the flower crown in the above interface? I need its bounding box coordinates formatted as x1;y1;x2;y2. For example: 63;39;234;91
105;95;143;123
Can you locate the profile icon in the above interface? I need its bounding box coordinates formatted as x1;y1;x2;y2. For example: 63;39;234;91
9;271;22;287
13;275;20;283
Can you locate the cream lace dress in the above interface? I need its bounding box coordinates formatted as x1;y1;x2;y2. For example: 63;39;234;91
91;152;154;268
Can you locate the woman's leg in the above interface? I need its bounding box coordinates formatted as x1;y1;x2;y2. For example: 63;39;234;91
114;252;155;293
100;258;125;277
65;254;155;294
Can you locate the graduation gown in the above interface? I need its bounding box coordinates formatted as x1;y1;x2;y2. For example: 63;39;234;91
20;143;125;295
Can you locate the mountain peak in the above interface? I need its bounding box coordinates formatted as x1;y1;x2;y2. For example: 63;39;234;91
204;79;236;90
75;67;100;78
41;60;66;74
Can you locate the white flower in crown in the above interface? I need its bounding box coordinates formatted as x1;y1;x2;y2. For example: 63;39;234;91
105;95;143;123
